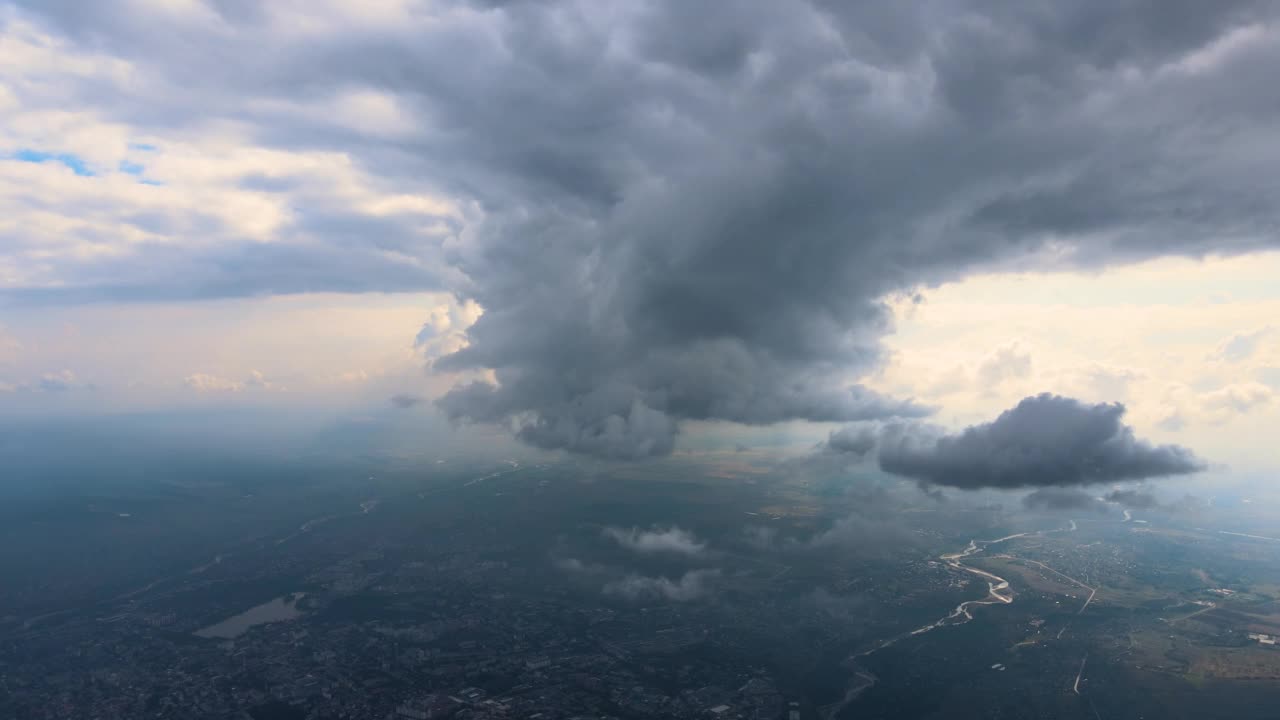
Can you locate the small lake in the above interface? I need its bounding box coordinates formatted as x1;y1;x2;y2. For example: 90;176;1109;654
195;593;306;639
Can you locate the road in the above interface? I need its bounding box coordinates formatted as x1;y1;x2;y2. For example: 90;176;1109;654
1170;600;1217;623
1221;530;1280;542
1073;654;1088;694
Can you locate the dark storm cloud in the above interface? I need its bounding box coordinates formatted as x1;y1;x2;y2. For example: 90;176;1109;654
877;394;1205;489
11;1;1280;454
418;1;1280;457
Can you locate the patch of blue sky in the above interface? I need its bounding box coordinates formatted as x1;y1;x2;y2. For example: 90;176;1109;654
11;149;95;176
119;160;146;175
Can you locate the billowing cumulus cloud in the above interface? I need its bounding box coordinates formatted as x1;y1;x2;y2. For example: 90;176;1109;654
603;526;707;556
6;2;1280;455
420;1;1280;457
877;394;1206;488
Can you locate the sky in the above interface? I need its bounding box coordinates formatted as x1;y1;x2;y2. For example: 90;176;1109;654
2;1;1279;490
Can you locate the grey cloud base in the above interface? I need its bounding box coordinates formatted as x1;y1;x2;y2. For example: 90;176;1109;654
1022;487;1174;513
437;347;929;460
831;394;1204;489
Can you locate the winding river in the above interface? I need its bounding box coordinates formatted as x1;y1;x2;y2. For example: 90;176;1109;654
874;532;1026;652
820;533;1027;720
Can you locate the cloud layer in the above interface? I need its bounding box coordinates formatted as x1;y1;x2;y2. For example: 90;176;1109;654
7;2;1280;454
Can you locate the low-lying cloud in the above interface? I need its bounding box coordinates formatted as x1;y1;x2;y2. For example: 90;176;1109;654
603;526;707;556
603;569;721;602
825;394;1205;489
1022;486;1179;514
555;552;720;603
